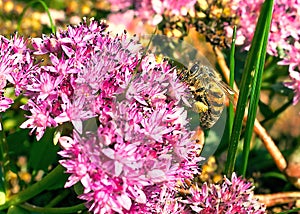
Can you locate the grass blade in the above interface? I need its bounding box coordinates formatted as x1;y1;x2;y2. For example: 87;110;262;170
0;119;8;201
241;28;272;176
228;26;236;140
225;0;274;176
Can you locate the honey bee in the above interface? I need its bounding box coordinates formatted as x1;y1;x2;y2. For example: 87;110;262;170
177;63;235;129
139;34;235;128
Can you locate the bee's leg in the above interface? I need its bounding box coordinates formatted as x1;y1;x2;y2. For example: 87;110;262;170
191;86;209;113
192;101;209;113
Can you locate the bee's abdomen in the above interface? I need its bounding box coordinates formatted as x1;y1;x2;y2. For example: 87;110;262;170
199;106;224;129
199;84;225;129
179;69;227;129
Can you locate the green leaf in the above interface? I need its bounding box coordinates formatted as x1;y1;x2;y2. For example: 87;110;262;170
18;203;86;214
241;0;274;176
262;171;287;181
74;182;84;196
7;129;31;157
271;82;294;96
277;208;300;214
225;0;274;176
0;165;68;210
258;100;273;118
28;129;60;171
7;205;30;214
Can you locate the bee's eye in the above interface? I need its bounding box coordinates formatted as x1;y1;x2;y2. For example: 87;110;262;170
190;64;199;75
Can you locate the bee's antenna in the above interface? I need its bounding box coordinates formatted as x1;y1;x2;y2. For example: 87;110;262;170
175;69;183;81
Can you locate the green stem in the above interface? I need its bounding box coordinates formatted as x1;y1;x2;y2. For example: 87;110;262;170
260;98;293;125
228;25;236;140
0;117;9;195
19;202;86;213
17;0;56;34
277;207;300;214
0;165;68;210
45;189;70;207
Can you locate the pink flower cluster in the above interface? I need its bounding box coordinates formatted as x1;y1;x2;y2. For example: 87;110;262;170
19;18;139;140
58;48;202;212
108;0;196;25
130;184;188;213
54;20;264;212
184;173;266;214
0;34;35;112
0;18;266;213
227;0;300;105
228;0;300;57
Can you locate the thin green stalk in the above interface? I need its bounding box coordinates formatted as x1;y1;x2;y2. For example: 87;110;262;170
0;118;9;196
225;0;274;177
19;202;86;213
240;66;260;176
17;0;56;34
127;28;158;86
277;208;300;214
0;165;68;210
228;26;236;140
45;189;71;208
134;28;158;75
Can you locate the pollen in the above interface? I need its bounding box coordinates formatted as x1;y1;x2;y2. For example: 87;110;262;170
193;101;209;113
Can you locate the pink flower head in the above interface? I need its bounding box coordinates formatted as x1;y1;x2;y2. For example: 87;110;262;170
19;18;142;140
228;0;300;55
0;34;34;112
58;51;202;213
184;173;266;213
129;184;188;213
226;0;300;105
107;0;196;25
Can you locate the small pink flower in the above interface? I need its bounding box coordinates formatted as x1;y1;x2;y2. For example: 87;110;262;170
25;71;63;101
0;34;34;112
107;0;196;25
31;36;60;55
20;100;57;140
55;93;96;134
129;184;188;213
284;70;300;105
0;96;13;112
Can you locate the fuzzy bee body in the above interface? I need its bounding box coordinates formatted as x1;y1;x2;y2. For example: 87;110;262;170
178;63;234;129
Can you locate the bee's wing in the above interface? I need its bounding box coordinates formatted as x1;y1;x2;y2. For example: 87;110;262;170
215;80;235;103
201;66;236;103
140;34;236;103
140;34;214;70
